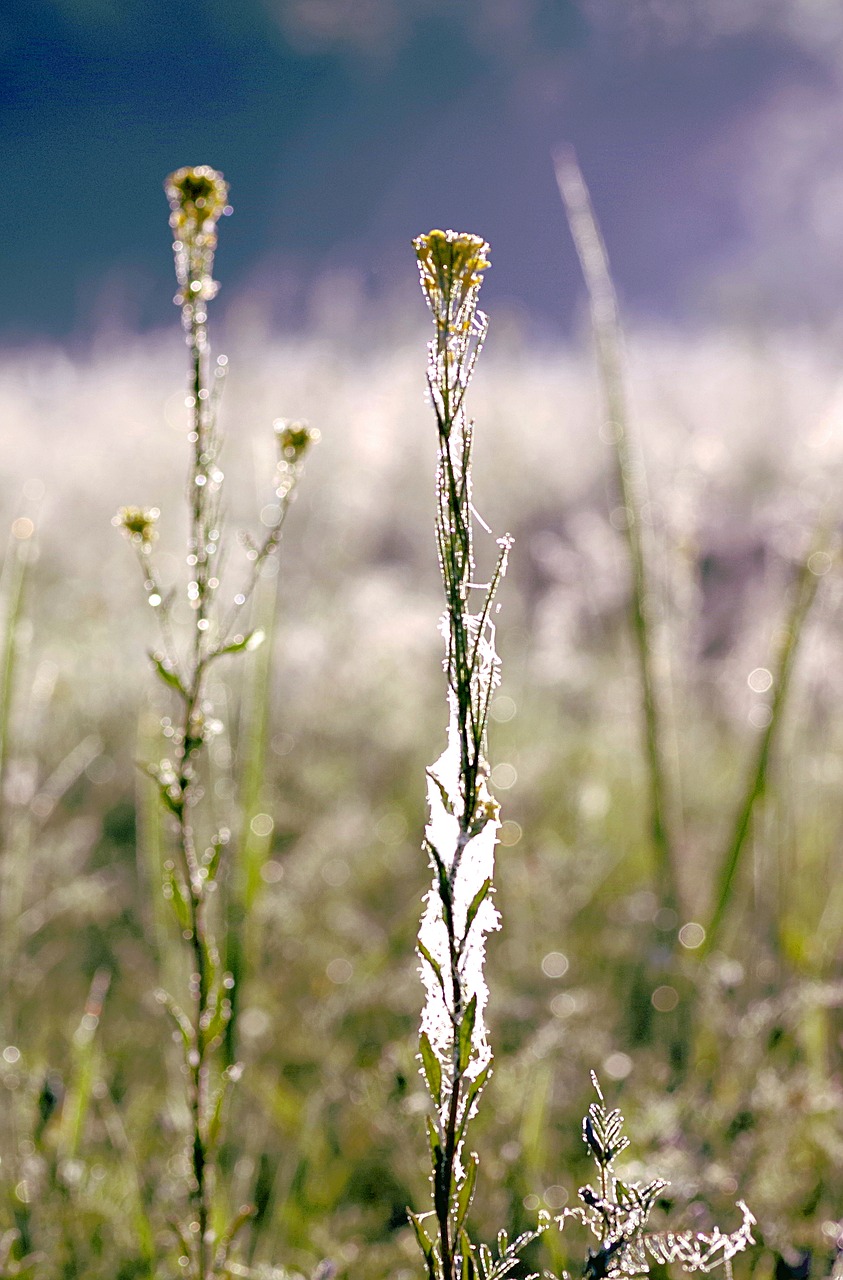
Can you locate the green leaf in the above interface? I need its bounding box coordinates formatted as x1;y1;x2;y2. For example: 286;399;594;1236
426;767;455;815
458;994;477;1073
408;1209;437;1280
419;1032;442;1105
148;651;187;698
463;877;491;942
216;628;265;658
456;1152;479;1231
467;1063;491;1105
216;1203;256;1268
460;1228;476;1280
205;1068;243;1157
164;863;191;931
201;993;231;1052
155;989;191;1050
426;1115;441;1163
205;833;226;883
456;1064;491;1150
418;938;444;985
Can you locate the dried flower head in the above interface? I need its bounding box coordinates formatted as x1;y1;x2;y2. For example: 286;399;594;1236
165;166;229;231
274;420;321;463
113;506;159;546
413;229;490;330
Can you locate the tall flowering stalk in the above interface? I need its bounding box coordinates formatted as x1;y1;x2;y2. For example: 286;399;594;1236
409;231;542;1280
116;166;316;1280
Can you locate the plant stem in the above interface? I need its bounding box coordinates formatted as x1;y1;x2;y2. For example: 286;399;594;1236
703;521;832;955
413;230;507;1280
0;527;27;1041
174;291;217;1280
555;148;680;920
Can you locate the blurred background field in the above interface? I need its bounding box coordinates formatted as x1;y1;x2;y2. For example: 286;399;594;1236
0;311;842;1277
5;0;843;1273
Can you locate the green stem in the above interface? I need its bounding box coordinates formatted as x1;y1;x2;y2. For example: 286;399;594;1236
0;530;27;814
703;525;830;955
0;526;30;1043
555;148;680;920
175;294;217;1280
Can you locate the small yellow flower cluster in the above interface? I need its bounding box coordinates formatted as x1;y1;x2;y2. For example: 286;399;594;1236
164;166;229;232
165;166;230;307
113;506;159;546
413;229;490;322
274;420;321;463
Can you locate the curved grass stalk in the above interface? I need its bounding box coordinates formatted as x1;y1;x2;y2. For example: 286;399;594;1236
703;520;835;955
0;519;32;1041
554;150;680;922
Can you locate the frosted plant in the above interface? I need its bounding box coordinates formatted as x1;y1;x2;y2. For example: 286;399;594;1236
558;1076;755;1280
409;230;547;1280
116;166;317;1280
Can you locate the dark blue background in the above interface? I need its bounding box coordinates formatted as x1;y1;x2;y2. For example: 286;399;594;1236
1;0;835;341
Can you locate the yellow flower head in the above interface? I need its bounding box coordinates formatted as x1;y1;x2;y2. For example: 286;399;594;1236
413;229;490;319
164;166;229;231
274;419;321;463
114;506;160;546
165;166;229;305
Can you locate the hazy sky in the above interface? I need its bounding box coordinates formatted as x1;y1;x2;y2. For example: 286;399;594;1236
4;0;842;341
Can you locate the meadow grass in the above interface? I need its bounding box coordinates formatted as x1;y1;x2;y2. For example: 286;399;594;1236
0;167;840;1280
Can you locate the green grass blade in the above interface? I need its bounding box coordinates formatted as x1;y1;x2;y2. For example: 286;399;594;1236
704;521;833;953
555;147;680;919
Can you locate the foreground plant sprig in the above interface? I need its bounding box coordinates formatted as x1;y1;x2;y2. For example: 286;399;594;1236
558;1076;755;1280
117;166;316;1280
409;230;545;1280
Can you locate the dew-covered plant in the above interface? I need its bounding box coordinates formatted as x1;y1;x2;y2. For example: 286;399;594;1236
558;1076;755;1280
554;149;832;982
116;165;316;1280
407;229;549;1280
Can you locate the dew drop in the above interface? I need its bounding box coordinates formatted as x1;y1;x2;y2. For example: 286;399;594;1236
678;921;706;949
